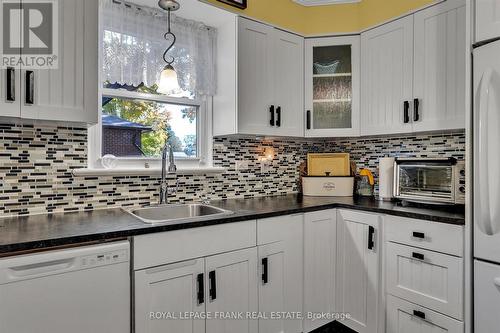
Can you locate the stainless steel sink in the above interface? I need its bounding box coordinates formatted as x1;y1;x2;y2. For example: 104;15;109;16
126;203;233;224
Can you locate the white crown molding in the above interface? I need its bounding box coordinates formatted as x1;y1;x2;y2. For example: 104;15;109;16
293;0;361;6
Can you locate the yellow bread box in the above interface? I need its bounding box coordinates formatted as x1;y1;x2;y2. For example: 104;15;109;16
307;153;350;176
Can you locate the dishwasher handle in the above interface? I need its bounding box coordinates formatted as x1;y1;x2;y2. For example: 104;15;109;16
7;258;76;279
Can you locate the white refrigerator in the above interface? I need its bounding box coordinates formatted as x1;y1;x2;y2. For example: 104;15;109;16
473;36;500;332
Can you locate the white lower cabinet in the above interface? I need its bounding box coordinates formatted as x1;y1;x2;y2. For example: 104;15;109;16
205;248;258;333
336;210;382;333
387;295;463;333
303;210;337;332
135;259;206;333
257;214;304;333
135;248;258;333
385;217;465;333
258;241;286;333
386;242;463;320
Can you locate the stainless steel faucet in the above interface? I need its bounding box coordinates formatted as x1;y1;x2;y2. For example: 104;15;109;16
159;144;177;205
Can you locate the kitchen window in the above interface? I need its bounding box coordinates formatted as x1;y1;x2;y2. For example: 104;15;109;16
88;0;217;171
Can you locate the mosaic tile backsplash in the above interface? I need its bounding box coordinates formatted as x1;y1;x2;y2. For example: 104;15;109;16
0;123;465;217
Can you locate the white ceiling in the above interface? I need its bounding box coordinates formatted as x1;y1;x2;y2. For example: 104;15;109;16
293;0;361;6
128;0;235;28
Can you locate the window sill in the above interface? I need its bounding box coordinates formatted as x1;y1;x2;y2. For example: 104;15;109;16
72;166;227;177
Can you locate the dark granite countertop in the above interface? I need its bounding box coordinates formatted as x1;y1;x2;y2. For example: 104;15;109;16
0;194;465;255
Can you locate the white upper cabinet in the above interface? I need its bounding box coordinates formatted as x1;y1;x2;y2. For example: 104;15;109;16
361;16;414;136
20;0;98;124
237;18;275;135
215;17;304;137
305;36;360;137
0;68;21;118
362;1;466;136
412;0;466;132
475;0;500;43
272;29;304;137
336;210;381;333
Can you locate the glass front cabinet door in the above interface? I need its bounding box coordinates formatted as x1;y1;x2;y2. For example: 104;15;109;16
305;36;360;137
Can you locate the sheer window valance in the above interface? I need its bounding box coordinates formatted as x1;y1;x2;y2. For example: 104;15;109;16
100;0;217;96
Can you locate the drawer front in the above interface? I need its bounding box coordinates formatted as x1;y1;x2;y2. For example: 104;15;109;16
385;215;463;256
257;214;303;245
386;242;463;320
387;295;463;333
133;220;257;270
474;260;500;333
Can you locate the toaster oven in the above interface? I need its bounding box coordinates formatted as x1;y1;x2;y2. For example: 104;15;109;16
393;158;465;205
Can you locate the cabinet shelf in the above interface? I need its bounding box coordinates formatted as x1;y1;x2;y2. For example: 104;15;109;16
313;73;352;78
312;98;352;103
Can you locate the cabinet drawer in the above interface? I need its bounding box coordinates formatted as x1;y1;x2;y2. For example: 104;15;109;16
387;295;463;333
133;221;257;270
385;215;463;256
387;242;463;320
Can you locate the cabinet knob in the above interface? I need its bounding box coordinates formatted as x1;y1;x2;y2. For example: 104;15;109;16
306;110;311;130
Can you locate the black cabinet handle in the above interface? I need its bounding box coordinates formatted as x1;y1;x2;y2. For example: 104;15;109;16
262;258;269;284
412;231;425;239
276;106;281;127
413;310;426;320
368;226;375;250
197;273;204;305
412;252;425;261
403;101;410;123
306;110;311;130
414;98;420;122
25;70;34;105
209;270;216;301
6;68;15;102
269;105;275;126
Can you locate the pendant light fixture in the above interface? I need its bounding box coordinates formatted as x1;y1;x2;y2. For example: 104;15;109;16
158;0;180;94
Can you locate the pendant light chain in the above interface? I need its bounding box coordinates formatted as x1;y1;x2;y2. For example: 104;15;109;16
162;9;176;66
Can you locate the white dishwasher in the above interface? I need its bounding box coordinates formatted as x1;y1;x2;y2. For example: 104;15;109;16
0;241;130;333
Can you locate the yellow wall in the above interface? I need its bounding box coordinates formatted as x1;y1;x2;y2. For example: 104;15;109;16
203;0;437;35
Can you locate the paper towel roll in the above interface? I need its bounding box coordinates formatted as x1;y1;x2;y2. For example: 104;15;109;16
378;157;395;201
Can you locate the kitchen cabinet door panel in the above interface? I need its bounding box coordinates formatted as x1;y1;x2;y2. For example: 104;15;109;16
273;29;304;137
413;0;466;132
237;17;275;135
361;16;414;136
305;36;360;137
304;209;337;332
0;68;21;118
257;214;303;333
258;241;286;333
205;247;258;333
135;259;205;333
0;2;21;118
337;210;381;333
20;0;98;124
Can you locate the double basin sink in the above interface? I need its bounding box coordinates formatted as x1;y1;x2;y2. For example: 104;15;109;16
126;203;233;225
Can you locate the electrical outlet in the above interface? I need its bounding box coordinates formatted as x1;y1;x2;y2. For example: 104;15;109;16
235;160;249;171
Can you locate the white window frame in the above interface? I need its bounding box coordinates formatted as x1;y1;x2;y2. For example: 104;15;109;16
88;87;213;171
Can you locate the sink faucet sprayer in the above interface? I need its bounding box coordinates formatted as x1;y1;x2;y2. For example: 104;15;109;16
159;144;178;205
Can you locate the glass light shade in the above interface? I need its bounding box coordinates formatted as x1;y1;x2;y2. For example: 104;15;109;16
158;64;179;94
